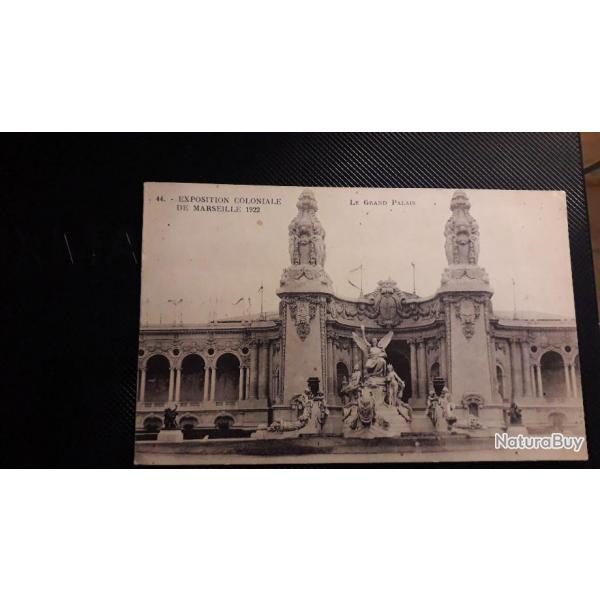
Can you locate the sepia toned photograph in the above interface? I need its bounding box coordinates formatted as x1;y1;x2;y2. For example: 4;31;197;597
135;183;588;464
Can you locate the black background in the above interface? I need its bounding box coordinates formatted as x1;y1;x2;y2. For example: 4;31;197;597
3;133;598;467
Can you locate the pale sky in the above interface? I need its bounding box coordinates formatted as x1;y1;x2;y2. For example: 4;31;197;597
140;183;576;325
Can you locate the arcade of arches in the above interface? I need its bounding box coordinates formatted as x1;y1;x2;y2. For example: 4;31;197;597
497;349;581;401
140;343;581;409
142;352;248;405
138;345;275;406
535;350;580;399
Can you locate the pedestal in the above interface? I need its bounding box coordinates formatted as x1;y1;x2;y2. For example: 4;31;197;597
278;294;329;403
343;382;413;438
439;274;494;405
321;405;344;435
157;429;184;443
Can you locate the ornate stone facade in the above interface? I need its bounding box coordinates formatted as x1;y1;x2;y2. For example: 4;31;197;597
136;189;583;435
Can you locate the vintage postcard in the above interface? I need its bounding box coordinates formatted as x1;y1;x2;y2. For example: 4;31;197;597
135;183;588;464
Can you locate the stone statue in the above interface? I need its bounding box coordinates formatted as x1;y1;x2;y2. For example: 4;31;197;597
386;364;412;423
163;405;179;430
311;230;326;266
341;364;362;423
507;401;522;425
268;392;311;432
439;190;490;291
426;389;445;430
425;389;437;425
267;384;328;434
341;364;362;402
314;390;329;426
339;375;349;402
385;364;404;405
352;326;393;379
280;190;333;292
440;387;456;432
443;190;480;266
287;190;326;267
350;386;377;431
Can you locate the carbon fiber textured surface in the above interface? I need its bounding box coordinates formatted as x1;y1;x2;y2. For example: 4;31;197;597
4;133;598;466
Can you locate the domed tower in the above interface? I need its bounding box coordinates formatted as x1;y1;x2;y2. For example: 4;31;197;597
438;191;497;414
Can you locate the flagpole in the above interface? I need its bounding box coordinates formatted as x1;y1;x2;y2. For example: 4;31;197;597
411;262;416;295
512;278;517;319
360;265;363;297
260;282;264;320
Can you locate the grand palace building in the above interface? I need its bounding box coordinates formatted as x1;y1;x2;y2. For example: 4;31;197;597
136;190;584;435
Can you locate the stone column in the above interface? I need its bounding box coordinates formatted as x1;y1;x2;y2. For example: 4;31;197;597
326;335;335;398
439;337;447;379
210;366;216;403
238;366;244;401
535;363;543;398
564;362;572;398
409;339;418;401
167;367;175;404
139;368;146;403
174;367;182;404
258;341;270;402
351;342;358;371
569;364;578;398
203;366;210;402
520;341;532;397
248;343;258;401
269;344;275;401
509;340;522;399
417;339;427;401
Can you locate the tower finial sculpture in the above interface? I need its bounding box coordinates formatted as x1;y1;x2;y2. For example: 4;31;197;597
288;189;327;267
439;190;490;292
279;189;333;293
444;190;480;266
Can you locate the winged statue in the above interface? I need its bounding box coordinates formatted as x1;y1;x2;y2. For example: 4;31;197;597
351;326;394;378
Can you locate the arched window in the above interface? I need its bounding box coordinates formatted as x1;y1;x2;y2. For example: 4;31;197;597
215;414;235;430
143;415;163;433
336;362;350;395
145;355;170;404
215;353;240;405
181;354;205;404
468;402;479;417
540;351;566;399
430;362;440;380
496;365;505;400
179;415;199;432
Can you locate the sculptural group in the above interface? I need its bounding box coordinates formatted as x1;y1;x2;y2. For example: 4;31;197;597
337;327;413;434
426;387;456;432
266;385;329;434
